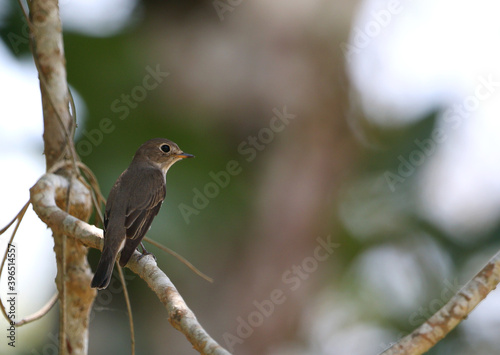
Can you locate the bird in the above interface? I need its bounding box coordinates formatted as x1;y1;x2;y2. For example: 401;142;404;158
91;138;194;289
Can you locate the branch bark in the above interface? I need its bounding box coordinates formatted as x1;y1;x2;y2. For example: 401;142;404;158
31;0;73;167
30;173;231;355
380;251;500;355
30;1;94;353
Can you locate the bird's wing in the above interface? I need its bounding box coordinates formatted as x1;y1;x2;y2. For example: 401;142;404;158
124;168;166;240
118;202;162;267
103;171;124;235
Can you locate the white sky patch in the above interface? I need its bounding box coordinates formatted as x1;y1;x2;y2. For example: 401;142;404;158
59;0;139;37
348;0;500;125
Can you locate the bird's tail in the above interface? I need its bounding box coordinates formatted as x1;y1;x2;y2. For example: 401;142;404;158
91;248;116;289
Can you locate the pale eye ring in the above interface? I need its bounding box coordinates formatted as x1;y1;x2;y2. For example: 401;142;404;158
160;144;171;153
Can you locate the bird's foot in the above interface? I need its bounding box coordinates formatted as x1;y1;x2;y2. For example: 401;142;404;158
137;242;157;262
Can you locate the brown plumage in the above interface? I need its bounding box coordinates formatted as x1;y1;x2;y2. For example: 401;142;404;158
91;138;193;289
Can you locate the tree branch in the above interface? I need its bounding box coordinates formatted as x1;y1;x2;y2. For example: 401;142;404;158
30;173;231;355
380;250;500;355
29;0;94;353
30;0;74;168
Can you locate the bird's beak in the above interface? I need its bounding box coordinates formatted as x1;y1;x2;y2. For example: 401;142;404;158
176;152;195;159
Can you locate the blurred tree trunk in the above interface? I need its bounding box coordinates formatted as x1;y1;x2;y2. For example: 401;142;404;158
218;3;360;354
30;0;95;354
228;45;357;355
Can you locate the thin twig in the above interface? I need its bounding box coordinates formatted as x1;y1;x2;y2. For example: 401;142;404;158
117;263;135;355
0;201;30;323
0;201;30;235
77;162;105;225
16;293;58;326
144;237;213;283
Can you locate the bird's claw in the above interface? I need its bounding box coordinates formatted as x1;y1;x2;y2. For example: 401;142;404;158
137;242;156;262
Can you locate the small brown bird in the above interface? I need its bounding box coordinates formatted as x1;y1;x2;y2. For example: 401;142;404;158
91;138;193;289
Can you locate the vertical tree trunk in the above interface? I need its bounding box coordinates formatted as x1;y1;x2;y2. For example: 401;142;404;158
30;0;72;167
30;1;95;354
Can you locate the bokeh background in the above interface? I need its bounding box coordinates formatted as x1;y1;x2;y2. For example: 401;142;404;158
1;0;500;354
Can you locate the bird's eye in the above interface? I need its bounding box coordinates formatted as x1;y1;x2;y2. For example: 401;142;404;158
160;144;171;153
